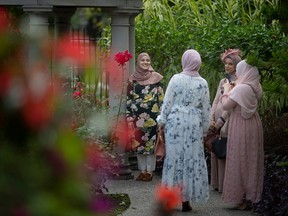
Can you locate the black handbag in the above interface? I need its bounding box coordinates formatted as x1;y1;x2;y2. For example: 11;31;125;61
212;137;227;159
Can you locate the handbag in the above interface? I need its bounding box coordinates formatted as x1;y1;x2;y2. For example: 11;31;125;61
204;125;220;152
154;130;165;161
211;136;227;159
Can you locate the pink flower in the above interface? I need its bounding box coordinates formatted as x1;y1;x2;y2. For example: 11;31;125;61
136;118;145;128
114;50;132;65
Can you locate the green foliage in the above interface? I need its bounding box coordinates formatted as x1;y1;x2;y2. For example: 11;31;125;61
136;0;287;115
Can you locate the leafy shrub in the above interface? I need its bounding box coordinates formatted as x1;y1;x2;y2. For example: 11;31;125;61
136;0;287;113
253;155;288;216
252;113;288;216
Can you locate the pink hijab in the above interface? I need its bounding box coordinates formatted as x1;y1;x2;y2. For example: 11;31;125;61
229;60;263;119
128;52;163;85
180;49;201;77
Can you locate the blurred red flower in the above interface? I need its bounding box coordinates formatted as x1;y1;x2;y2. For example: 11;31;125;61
110;122;131;149
155;184;181;212
0;7;9;33
20;70;57;130
55;34;90;66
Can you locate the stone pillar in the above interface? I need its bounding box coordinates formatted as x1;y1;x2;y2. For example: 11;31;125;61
22;6;53;66
109;8;141;179
129;15;136;74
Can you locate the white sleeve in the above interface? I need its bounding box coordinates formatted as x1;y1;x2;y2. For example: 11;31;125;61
156;76;176;126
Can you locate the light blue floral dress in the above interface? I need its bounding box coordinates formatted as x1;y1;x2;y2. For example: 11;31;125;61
157;73;210;203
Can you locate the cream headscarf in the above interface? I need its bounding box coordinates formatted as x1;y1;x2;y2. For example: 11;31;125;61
128;53;163;85
180;49;201;77
229;60;263;119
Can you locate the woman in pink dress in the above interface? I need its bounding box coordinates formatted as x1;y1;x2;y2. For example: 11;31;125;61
221;60;264;210
210;49;242;193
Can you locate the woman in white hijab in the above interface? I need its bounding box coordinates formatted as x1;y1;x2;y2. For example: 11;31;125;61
221;60;264;210
157;49;210;212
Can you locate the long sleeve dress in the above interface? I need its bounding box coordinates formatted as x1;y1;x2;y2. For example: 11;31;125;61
157;73;210;202
126;80;164;154
221;86;264;204
210;78;230;193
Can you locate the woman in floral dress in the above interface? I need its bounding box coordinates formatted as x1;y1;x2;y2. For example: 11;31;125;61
126;52;164;181
157;49;210;212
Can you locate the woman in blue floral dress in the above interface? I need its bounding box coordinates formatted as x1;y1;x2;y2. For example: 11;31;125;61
126;53;164;181
157;49;210;212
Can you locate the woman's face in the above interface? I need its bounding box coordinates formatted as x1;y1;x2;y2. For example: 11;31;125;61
224;58;236;74
139;55;151;70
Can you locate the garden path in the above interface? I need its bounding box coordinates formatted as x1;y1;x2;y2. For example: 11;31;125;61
106;171;255;216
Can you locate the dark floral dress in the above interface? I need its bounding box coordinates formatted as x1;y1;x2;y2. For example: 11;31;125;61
126;80;164;154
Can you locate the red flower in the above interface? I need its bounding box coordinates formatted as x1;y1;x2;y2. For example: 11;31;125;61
114;50;132;65
155;184;181;212
73;91;81;98
21;92;53;130
0;7;9;33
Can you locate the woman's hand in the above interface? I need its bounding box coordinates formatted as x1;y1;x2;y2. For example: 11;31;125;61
223;82;234;94
157;125;164;139
210;120;216;127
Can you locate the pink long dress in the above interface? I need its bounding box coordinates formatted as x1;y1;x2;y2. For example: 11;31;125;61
210;78;229;193
221;89;264;204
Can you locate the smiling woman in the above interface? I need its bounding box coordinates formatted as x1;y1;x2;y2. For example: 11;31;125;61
126;52;164;181
139;54;151;69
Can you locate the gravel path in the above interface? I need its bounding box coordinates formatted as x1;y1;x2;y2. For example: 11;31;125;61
106;171;256;216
